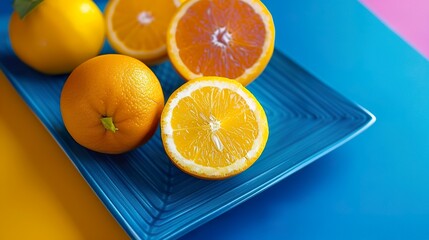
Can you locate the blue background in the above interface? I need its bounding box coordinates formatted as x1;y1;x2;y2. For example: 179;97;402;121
183;0;429;239
2;0;427;238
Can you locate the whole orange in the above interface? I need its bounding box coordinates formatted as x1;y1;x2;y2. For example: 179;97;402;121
60;54;164;154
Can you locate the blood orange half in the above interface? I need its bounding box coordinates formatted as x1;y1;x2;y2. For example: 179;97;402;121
167;0;275;85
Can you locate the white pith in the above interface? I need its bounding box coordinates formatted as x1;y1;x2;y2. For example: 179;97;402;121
211;27;232;48
137;11;154;25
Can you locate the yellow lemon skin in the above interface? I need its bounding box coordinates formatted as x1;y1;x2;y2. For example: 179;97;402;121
9;0;105;75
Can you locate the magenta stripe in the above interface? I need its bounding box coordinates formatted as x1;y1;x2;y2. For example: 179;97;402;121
361;0;429;60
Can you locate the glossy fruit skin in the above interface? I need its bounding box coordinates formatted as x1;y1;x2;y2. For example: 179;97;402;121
60;54;165;154
9;0;105;75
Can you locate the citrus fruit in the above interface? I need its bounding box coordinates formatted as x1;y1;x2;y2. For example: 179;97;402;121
9;0;105;75
166;0;275;86
105;0;181;64
160;77;269;179
60;54;164;154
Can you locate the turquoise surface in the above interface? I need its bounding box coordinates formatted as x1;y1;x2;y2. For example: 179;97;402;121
184;0;429;239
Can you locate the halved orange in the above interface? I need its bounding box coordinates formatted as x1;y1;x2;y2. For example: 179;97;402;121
167;0;275;85
105;0;181;64
160;77;269;179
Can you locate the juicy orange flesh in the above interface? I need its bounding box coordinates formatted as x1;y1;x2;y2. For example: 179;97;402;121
170;86;258;167
176;0;266;79
111;0;177;51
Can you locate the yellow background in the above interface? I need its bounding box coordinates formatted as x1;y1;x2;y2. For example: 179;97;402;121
0;71;128;239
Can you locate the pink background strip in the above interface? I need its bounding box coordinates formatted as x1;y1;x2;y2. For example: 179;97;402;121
360;0;429;60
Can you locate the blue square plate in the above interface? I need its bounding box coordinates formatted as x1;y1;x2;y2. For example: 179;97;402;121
0;7;374;240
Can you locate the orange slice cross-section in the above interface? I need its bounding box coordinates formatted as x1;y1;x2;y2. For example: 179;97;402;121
161;77;269;179
105;0;181;64
167;0;275;85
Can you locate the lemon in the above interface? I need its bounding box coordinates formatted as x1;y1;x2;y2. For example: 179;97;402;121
9;0;105;75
